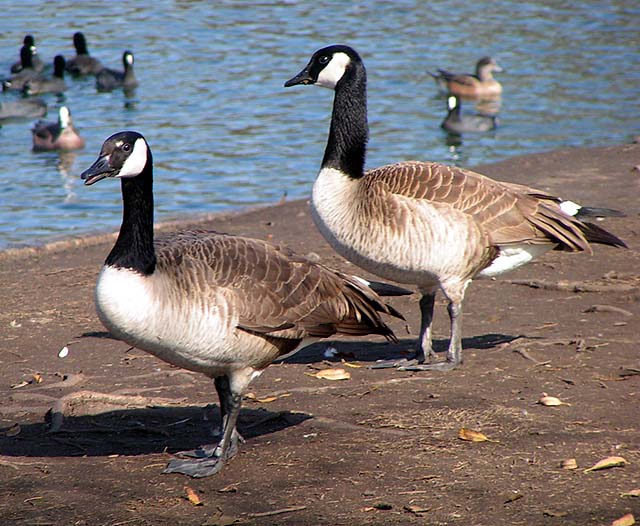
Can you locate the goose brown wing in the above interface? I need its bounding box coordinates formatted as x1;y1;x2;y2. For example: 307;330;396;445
365;161;593;252
155;231;399;341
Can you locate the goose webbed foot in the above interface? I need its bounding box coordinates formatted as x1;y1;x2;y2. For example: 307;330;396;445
164;454;228;478
370;354;421;369
164;374;245;478
371;341;461;371
397;359;460;372
371;354;461;371
164;435;241;478
174;432;244;459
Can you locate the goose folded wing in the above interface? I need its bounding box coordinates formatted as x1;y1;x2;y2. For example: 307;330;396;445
155;231;397;341
367;161;592;251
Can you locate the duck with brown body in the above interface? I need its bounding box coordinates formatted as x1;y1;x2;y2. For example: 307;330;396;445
429;56;503;98
32;106;85;151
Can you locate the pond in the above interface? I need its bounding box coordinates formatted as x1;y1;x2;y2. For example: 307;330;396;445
0;0;638;249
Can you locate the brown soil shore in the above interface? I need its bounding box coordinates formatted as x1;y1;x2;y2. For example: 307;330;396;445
1;143;639;525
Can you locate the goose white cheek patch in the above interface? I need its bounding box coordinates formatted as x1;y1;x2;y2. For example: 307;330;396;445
118;138;147;178
317;52;350;89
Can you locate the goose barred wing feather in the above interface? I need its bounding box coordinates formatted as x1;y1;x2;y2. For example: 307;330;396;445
154;230;399;342
365;161;605;252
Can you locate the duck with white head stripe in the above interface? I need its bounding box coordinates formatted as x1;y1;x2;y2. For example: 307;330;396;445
285;44;626;372
81;130;408;477
31;106;85;151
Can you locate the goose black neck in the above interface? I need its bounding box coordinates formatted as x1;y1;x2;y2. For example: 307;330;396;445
105;159;156;275
20;46;33;68
322;63;368;179
75;37;88;55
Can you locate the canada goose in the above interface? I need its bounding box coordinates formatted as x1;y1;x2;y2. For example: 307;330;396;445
81;130;406;477
9;35;44;74
284;44;626;371
31;106;85;151
441;94;497;134
95;50;138;92
66;32;103;76
429;56;503;99
0;98;46;124
23;55;67;95
3;44;41;91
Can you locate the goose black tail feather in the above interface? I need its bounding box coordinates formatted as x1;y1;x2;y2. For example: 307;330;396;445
367;280;413;297
581;222;627;248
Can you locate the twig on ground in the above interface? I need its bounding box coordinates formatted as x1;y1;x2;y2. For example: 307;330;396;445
246;505;307;518
506;278;637;293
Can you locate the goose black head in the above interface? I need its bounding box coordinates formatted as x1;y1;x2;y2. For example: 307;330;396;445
284;44;362;90
82;131;149;186
73;32;89;54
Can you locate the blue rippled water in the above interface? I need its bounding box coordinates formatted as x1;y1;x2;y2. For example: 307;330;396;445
0;0;638;249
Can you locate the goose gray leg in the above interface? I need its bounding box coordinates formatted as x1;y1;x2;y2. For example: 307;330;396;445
399;284;466;371
164;375;243;477
416;291;437;362
372;290;437;369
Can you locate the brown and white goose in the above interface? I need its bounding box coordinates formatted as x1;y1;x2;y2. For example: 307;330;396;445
81;130;406;477
284;44;626;372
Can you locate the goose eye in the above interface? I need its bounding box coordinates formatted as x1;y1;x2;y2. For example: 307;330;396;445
319;55;330;65
122;143;131;152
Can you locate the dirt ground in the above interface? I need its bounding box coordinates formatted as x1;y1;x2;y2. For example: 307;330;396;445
1;143;639;526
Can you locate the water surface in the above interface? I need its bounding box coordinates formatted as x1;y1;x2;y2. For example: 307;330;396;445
0;0;638;249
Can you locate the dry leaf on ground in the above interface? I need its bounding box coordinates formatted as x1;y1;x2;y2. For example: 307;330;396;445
184;486;203;506
561;458;578;470
621;489;640;498
245;392;291;403
305;368;351;381
612;513;635;526
538;393;570;406
584;456;628;473
341;359;363;368
458;428;498;443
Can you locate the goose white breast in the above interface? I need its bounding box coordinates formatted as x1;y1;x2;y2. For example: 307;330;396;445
81;130;406;477
285;44;626;372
